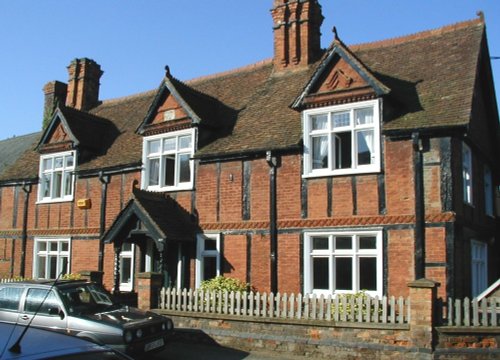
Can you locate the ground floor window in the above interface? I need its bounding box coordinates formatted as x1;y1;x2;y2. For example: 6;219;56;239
471;240;488;297
304;230;382;297
196;233;220;288
33;238;70;279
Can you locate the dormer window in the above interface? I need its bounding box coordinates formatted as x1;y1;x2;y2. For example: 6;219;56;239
303;99;381;177
38;151;76;203
142;129;195;191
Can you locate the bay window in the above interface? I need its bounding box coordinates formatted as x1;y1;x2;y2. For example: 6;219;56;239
303;100;381;177
142;129;195;191
304;230;383;297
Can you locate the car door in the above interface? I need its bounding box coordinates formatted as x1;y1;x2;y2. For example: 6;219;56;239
0;285;24;324
18;287;68;333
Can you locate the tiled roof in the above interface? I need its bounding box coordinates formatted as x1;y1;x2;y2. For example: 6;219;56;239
0;132;41;182
0;17;488;181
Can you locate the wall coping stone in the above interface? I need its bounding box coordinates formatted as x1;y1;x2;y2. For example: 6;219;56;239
408;278;440;289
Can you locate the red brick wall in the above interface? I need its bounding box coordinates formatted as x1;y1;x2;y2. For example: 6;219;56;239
388;229;415;297
222;234;247;282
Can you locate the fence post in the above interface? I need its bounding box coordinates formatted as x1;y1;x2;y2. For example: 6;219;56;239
408;278;439;352
137;272;163;310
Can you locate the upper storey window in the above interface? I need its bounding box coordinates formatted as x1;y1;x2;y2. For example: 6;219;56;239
303;100;381;177
38;151;76;203
142;129;195;191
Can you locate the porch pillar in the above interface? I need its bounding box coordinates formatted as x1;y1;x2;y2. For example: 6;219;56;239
113;246;121;295
137;272;163;310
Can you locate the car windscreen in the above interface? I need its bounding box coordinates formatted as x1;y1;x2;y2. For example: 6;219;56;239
59;284;116;315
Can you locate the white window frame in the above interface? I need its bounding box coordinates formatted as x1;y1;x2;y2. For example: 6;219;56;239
195;233;221;288
484;165;494;217
304;230;383;297
141;128;195;192
119;243;135;292
33;238;71;279
462;143;473;205
303;99;381;177
37;151;76;203
471;240;487;298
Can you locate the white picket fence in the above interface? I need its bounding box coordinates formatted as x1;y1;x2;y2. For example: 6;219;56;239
446;297;499;327
159;287;410;324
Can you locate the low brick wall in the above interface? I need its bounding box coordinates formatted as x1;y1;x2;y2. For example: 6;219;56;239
156;310;430;359
434;327;500;360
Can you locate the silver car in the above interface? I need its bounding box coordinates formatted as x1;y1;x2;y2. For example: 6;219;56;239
0;280;173;356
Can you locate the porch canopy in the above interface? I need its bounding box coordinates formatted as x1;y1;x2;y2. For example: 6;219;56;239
102;187;199;290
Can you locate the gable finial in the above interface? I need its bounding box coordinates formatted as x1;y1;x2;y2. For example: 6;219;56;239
165;65;171;78
476;11;484;22
332;26;339;41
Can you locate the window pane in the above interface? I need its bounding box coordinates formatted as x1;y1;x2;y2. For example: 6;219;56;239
335;236;352;250
59;257;68;276
312;237;329;250
359;236;377;250
42;174;51;198
37;256;46;278
148;140;161;154
163;138;176;152
122;243;132;252
53;171;62;198
355;107;373;125
164;156;175;186
49;242;58;252
148;158;160;186
359;257;377;290
54;157;63;169
312;136;328;169
333;112;350;128
64;172;73;196
357;130;374;165
203;256;217;281
43;158;53;171
312;257;329;290
49;256;57;279
204;238;217;251
335;257;352;290
179;135;192;149
334;132;351;169
179;153;191;183
38;242;47;252
65;154;74;168
120;258;132;284
311;114;328;130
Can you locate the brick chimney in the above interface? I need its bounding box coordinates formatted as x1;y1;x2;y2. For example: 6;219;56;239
65;58;103;111
271;0;324;71
43;80;67;129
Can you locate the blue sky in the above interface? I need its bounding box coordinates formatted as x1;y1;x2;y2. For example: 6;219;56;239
0;1;499;140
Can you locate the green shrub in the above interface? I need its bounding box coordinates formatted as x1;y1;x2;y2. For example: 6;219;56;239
200;276;250;293
331;291;382;319
61;273;82;280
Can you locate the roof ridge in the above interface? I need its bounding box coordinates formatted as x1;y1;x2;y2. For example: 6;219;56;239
350;16;484;51
99;89;157;106
186;58;272;84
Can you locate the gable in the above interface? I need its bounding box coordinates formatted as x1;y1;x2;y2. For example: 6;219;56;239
49;121;72;144
151;93;189;125
293;41;390;110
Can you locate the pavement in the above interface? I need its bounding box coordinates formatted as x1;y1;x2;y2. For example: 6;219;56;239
148;341;309;360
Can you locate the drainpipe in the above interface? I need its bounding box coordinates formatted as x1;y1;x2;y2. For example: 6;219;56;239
266;151;279;294
98;171;110;272
19;183;32;278
412;132;425;279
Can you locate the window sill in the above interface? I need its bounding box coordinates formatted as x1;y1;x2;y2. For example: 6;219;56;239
303;167;381;179
144;184;194;192
36;198;74;205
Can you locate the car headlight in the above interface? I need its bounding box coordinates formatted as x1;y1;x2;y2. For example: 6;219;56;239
136;329;143;339
124;330;133;343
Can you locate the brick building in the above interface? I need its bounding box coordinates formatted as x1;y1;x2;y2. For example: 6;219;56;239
0;0;498;301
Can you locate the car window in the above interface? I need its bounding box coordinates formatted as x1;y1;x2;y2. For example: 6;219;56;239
60;284;114;314
24;288;60;315
0;286;23;311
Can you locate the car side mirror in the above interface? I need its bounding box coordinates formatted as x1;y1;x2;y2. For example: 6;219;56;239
48;307;65;319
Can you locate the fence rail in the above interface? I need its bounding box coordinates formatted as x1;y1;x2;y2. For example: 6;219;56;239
159;288;410;324
444;297;499;327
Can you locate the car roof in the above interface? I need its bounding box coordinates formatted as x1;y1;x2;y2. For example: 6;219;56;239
0;321;123;359
1;280;91;288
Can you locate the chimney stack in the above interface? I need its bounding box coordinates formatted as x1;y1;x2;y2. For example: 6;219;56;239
271;0;324;71
66;58;103;111
42;80;67;129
